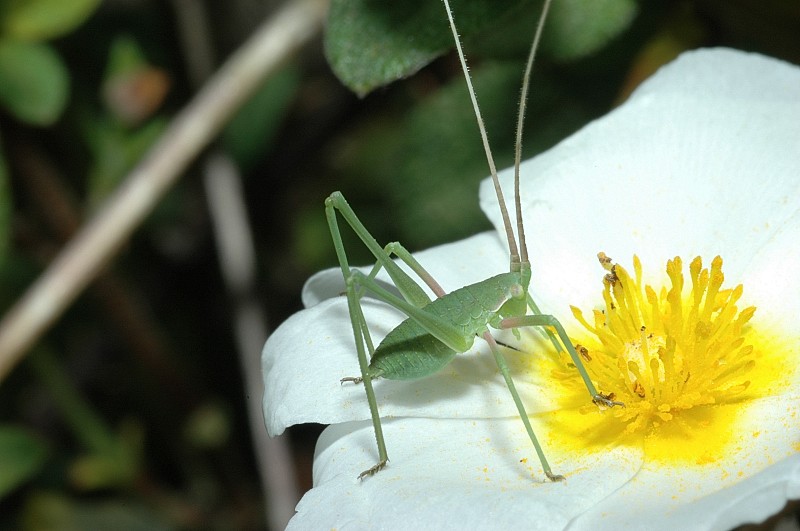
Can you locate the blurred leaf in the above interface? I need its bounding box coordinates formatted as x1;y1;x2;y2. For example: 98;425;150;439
103;35;151;77
1;0;102;41
543;0;638;61
617;3;706;101
22;491;170;531
221;63;300;172
0;39;68;125
102;36;170;126
69;420;143;491
85;117;166;210
183;403;230;450
29;349;143;491
325;0;540;95
293;205;336;271
386;63;520;247
0;426;48;499
388;61;593;248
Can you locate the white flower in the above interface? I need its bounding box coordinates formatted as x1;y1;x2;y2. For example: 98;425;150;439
262;48;800;530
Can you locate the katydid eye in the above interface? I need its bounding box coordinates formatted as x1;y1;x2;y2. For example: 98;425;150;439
510;284;524;299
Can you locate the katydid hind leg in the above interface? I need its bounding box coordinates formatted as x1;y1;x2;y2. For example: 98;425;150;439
327;192;469;477
348;288;389;478
326;192;431;309
327;193;392;477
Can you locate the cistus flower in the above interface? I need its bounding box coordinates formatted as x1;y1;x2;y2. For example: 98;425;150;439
262;48;800;530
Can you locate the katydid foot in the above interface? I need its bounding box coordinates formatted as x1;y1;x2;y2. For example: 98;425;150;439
593;392;625;408
358;459;388;480
341;375;363;385
546;471;566;482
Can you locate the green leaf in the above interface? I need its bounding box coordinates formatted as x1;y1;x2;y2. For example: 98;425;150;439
543;0;638;61
1;0;103;41
325;0;539;95
0;39;68;125
221;63;300;172
0;426;49;499
325;0;638;95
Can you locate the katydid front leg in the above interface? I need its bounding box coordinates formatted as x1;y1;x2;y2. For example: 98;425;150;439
500;315;625;408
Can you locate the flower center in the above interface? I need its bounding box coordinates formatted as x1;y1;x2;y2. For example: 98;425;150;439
541;253;789;465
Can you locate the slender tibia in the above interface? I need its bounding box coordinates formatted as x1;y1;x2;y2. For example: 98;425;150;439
326;193;391;478
344;280;389;478
384;242;447;297
500;315;625;408
326;192;431;308
483;331;564;482
358;241;445;307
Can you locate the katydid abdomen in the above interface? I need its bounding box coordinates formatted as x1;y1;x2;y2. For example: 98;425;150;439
369;272;524;380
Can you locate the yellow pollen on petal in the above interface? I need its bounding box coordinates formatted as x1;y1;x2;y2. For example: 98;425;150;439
545;254;790;465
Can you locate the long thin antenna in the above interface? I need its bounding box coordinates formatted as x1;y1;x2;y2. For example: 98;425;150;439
515;0;552;264
441;0;520;267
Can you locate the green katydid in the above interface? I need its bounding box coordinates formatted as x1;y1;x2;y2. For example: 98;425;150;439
325;0;623;482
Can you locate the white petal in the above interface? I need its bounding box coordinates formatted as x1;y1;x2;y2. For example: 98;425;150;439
288;393;800;530
631;48;800;102
569;392;800;530
480;48;800;312
287;417;642;530
742;211;800;330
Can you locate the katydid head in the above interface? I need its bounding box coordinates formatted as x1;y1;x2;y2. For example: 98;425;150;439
442;0;551;279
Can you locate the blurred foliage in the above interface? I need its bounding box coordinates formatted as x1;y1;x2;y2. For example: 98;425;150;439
0;0;797;529
326;0;639;95
0;0;103;125
1;0;102;41
0;425;48;497
0;40;67;125
221;63;301;172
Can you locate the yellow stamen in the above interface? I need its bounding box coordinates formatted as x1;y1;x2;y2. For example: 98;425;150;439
541;254;790;465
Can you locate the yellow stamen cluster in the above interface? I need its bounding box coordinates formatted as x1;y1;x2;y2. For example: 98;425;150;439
570;254;757;436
